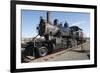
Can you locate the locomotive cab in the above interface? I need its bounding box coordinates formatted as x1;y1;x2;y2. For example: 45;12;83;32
69;26;85;44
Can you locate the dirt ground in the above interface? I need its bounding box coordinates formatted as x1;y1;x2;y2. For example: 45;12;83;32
28;40;90;63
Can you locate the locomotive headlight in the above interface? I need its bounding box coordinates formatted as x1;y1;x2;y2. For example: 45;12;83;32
38;23;46;36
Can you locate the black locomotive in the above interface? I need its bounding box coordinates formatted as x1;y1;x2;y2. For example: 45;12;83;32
22;12;86;58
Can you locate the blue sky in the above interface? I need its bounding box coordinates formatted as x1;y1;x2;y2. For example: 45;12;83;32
21;10;90;38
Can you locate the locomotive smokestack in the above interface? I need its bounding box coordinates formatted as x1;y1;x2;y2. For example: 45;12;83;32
47;11;51;23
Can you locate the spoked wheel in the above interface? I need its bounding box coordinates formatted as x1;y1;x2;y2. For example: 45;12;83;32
38;46;48;57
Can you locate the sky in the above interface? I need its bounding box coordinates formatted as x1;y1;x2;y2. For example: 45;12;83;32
21;10;90;38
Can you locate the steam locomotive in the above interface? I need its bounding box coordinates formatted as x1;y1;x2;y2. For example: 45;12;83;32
23;12;86;58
